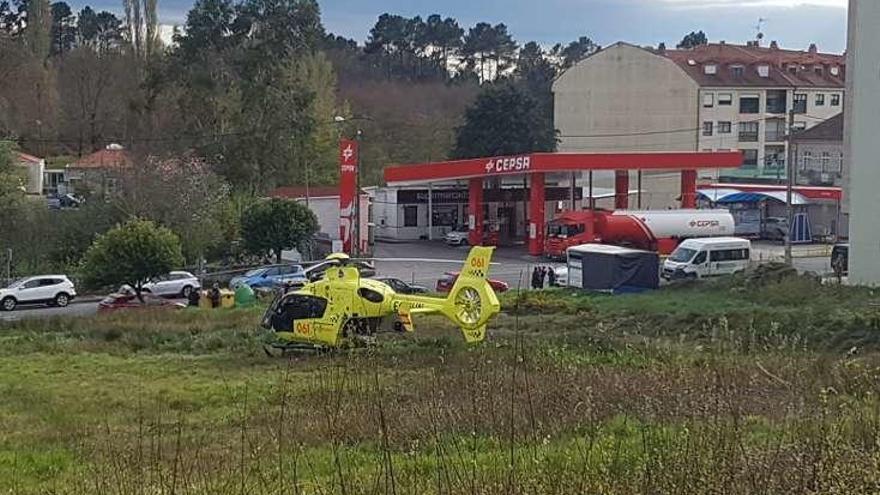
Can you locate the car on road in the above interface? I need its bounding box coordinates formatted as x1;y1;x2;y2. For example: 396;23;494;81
141;271;201;298
373;277;429;294
98;292;186;313
552;265;569;287
0;275;77;311
229;265;307;289
435;272;510;293
444;230;469;246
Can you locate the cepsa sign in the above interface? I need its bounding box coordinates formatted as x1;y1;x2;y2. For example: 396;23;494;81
484;155;530;174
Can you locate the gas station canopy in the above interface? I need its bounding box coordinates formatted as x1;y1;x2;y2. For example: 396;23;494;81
383;151;743;256
385;151;743;185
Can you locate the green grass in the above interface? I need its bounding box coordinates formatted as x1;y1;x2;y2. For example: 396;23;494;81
2;274;880;493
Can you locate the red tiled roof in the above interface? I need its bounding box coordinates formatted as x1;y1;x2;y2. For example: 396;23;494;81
69;146;133;170
15;151;43;165
662;43;845;88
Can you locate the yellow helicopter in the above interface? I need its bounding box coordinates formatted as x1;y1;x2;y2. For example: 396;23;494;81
260;246;501;350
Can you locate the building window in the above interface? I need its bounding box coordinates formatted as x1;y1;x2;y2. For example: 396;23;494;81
742;149;758;168
831;94;841;106
739;95;760;114
787;64;798;75
815;94;825;106
765;118;786;142
718;93;733;106
738;121;759;142
704;64;717;75
814;65;824;76
403;206;419;227
730;65;745;78
757;65;770;77
702;93;715;108
793;93;807;114
821;151;831;172
837;153;844;173
830;66;840;76
766;90;787;114
802;151;813;171
718;121;732;134
702;121;714;136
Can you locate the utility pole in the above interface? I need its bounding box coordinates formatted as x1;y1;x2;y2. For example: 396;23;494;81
785;102;797;265
353;129;363;257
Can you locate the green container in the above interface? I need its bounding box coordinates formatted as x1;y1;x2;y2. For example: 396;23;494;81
234;284;256;307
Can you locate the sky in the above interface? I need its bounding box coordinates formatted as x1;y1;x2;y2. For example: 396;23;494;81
71;0;850;54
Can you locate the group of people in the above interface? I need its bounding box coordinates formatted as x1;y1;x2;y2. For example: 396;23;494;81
530;265;557;290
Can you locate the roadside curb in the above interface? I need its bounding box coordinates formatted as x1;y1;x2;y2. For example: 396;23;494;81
72;296;103;304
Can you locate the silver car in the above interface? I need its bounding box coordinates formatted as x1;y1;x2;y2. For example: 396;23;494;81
444;231;469;246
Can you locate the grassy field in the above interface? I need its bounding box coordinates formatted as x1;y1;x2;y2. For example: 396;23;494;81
2;273;880;494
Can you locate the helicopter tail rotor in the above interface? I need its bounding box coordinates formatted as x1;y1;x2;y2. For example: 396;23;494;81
444;246;501;343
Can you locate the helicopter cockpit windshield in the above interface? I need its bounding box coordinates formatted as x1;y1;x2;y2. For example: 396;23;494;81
264;294;328;332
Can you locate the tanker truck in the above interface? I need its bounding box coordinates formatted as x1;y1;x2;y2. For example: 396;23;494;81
544;209;735;259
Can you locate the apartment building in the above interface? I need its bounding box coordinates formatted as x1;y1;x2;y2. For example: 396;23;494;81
554;41;845;185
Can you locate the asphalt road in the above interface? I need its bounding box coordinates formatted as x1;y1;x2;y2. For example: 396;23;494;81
0;300;99;322
0;241;834;322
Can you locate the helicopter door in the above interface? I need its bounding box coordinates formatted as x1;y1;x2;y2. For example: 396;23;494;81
270;294;328;332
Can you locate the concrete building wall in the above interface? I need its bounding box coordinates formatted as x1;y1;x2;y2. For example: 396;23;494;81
553;43;700;209
554;43;701;153
846;0;880;284
795;141;844;186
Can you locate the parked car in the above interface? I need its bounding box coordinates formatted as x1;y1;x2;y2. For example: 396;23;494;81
552;265;569;287
831;242;849;276
98;292;186;313
0;275;77;311
374;277;429;294
141;271;200;298
444;231;469;246
762;217;789;242
229;265;306;289
435;272;509;293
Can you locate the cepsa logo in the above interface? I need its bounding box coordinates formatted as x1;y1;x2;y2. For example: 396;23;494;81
484;156;530;174
689;220;721;228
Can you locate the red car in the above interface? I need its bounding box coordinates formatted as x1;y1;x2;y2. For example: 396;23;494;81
435;272;510;293
98;292;186;313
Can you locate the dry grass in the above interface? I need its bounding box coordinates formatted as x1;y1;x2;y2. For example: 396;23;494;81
2;276;880;493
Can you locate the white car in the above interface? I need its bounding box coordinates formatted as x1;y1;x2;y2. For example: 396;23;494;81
444;231;469;246
0;275;77;311
141;271;201;298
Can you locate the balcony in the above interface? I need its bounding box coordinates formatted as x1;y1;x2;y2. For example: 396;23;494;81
739;132;759;142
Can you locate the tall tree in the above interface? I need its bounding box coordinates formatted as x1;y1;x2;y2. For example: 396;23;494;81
24;0;51;60
0;0;26;34
241;198;318;263
677;30;708;49
452;81;556;159
461;22;517;83
421;14;462;75
560;35;598;69
50;1;76;56
77;7;123;51
123;0;160;61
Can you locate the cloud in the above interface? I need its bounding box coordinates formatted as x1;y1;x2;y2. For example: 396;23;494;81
659;0;846;8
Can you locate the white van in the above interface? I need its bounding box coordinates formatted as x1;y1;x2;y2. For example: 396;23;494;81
662;237;751;280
